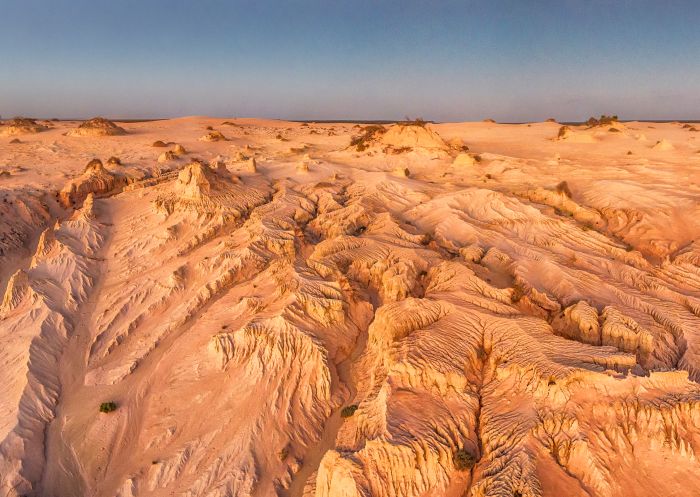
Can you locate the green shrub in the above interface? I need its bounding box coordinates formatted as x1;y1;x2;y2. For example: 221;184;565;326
99;402;117;413
340;404;358;418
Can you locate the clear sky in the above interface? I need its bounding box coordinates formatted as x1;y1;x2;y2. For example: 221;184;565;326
1;0;699;122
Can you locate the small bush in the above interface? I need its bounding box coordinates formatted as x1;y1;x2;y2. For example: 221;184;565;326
397;117;428;127
99;402;117;413
555;181;572;198
389;146;412;154
340;404;358;418
454;448;476;471
278;446;289;461
350;125;386;151
587;114;618;127
152;140;167;147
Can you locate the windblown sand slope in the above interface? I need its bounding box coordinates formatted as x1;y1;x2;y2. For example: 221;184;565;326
1;117;700;497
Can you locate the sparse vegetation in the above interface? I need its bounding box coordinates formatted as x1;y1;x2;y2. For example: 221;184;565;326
555;180;572;197
152;140;167;147
349;125;386;151
586;114;618;127
397;117;428;127
453;448;476;471
278;445;290;461
389;146;412;154
340;404;358;417
7;117;40;127
557;125;570;139
99;401;117;413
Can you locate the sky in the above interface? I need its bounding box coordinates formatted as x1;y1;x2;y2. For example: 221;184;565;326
1;0;699;122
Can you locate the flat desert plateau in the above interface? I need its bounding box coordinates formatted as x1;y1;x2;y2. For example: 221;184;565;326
1;116;700;497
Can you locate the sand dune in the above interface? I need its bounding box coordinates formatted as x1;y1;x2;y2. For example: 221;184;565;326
1;117;700;497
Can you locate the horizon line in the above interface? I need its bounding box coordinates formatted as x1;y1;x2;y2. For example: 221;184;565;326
4;116;700;125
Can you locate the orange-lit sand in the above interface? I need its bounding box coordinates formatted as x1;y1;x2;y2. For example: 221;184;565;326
1;117;700;497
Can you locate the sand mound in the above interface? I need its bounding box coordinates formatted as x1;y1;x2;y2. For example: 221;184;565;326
653;139;675;151
158;151;177;163
174;161;225;200
67;117;126;137
199;130;227;142
556;125;597;142
379;123;449;151
0;117;48;136
297;154;312;173
244;157;257;172
452;152;477;167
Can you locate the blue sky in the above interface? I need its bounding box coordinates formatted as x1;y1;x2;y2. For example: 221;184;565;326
1;0;699;121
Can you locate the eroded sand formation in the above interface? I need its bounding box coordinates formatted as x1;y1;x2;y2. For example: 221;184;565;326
66;117;127;137
1;117;700;497
0;118;49;136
